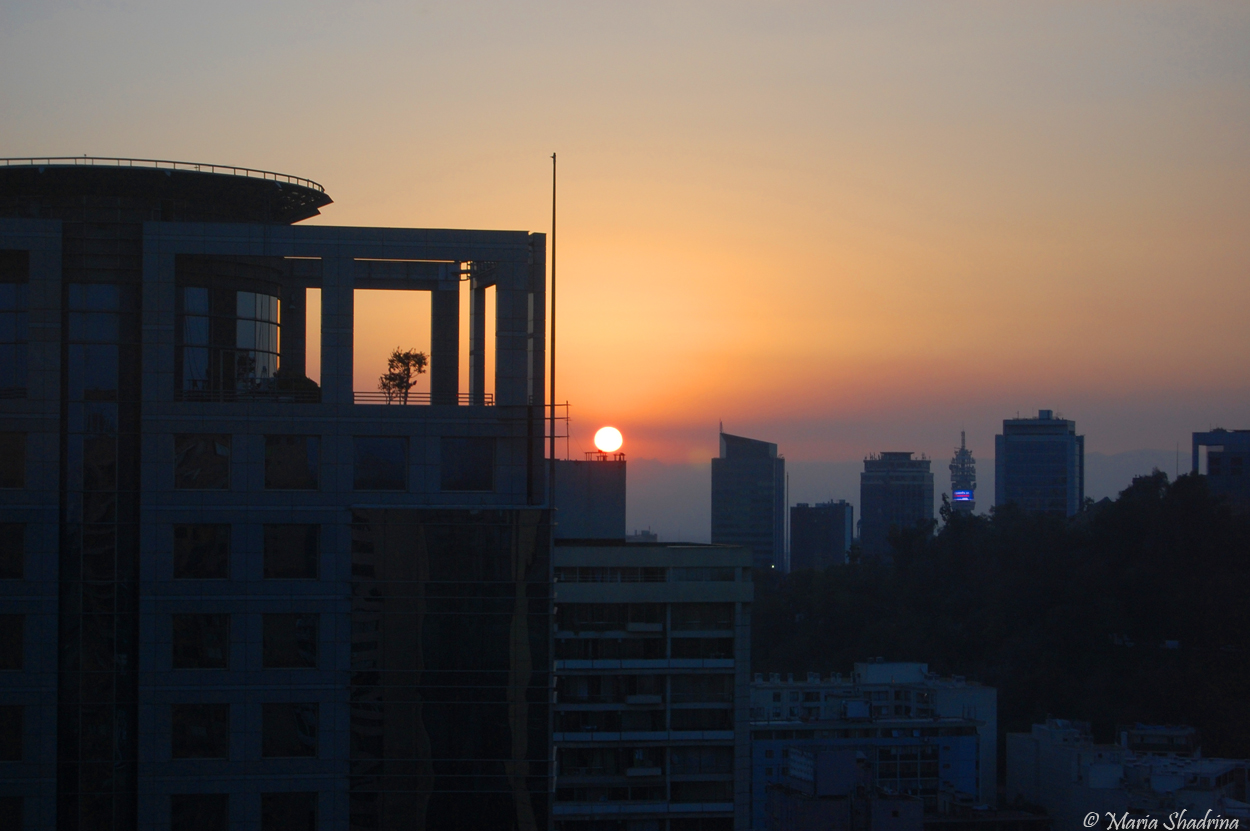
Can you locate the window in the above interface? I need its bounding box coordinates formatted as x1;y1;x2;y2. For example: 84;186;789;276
670;781;733;803
670;637;733;660
263;525;319;579
0;434;24;488
670;567;735;582
170;704;229;758
0;705;20;761
353;437;406;490
671;674;734;704
265;436;319;490
261;792;317;831
263;614;318;668
174;435;231;490
670;708;732;731
670;745;733;774
173;525;230;579
671;603;734;631
0;258;28;396
171;614;229;669
0;524;23;578
440;437;494;491
262;703;319;757
170;794;228;831
0;615;22;670
236;291;280;389
67;284;119;401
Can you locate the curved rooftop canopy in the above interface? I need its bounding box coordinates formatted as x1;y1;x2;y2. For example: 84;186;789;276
0;157;333;224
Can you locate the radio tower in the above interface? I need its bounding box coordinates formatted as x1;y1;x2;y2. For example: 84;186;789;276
950;431;976;514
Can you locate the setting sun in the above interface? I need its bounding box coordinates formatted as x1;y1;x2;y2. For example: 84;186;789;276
594;426;624;453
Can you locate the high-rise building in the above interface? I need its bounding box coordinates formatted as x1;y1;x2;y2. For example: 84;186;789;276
788;501;853;570
859;453;933;561
995;409;1084;516
949;431;976;514
0;158;550;830
552;540;754;831
1192;429;1250;510
711;431;786;572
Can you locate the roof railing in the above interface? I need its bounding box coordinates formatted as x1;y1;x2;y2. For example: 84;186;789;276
0;156;325;194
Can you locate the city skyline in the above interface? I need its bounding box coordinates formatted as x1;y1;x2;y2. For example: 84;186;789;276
3;1;1248;471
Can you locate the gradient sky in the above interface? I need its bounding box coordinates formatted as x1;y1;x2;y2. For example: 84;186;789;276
4;1;1249;491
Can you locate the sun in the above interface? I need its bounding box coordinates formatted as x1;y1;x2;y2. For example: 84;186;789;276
594;426;623;453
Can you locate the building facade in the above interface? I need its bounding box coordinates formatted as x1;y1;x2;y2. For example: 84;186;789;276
788;501;853;571
749;662;997;830
995;410;1084;516
711;432;786;572
552;541;753;831
0;159;550;830
858;454;933;561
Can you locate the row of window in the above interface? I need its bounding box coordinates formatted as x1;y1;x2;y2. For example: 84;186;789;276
554;708;733;733
555;780;733;804
0;702;320;762
554;638;735;661
0;432;496;492
0;612;321;671
557;674;734;704
553;567;740;584
557;745;733;776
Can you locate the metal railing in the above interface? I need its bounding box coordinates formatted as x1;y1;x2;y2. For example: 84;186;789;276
353;391;495;406
0;156;325;194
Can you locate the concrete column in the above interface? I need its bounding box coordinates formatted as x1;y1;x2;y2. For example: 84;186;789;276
321;256;353;405
280;280;306;380
430;273;459;405
469;282;486;405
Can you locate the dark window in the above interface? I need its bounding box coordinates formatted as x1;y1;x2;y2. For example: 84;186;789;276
265;436;319;490
0;797;20;828
671;674;734;704
173;524;230;579
670;746;733;774
670;780;733;803
170;794;229;831
671;637;734;660
263;614;318;668
262;703;319;757
263;525;319;579
0;433;24;488
0;524;23;578
0;615;22;670
261;792;317;831
170;704;230;759
670;708;732;731
171;614;230;669
440;437;494;491
353;437;406;490
174;435;231;490
671;603;734;631
0;269;28;396
0;705;20;761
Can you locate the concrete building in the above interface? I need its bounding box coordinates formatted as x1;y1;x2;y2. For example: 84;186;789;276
711;431;786;572
789;501;853;571
859;454;933;561
554;456;626;540
749;662;997;830
1192;429;1250;511
949;432;976;515
0;158;550;830
552;540;754;831
1007;719;1249;829
995;411;1084;516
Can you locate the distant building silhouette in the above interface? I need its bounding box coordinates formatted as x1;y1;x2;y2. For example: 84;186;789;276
712;431;786;571
1192;429;1250;511
859;452;934;560
789;500;853;570
995;409;1084;515
949;431;976;514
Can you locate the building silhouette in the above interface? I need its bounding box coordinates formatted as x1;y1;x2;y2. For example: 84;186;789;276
788;501;853;570
1192;429;1250;511
948;431;976;514
711;431;786;572
859;453;933;561
995;409;1084;516
0;158;549;830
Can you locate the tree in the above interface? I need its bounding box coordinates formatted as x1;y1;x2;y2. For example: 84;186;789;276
378;347;428;404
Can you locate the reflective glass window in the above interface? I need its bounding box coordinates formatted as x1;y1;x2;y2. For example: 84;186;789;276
174;435;231;490
0;433;24;488
353;437;406;491
0;705;20;761
170;793;228;831
265;436;319;490
261;792;317;831
170;703;229;758
262;703;318;757
0;615;22;669
0;524;23;578
173;525;230;579
263;525;319;579
171;614;230;669
263;613;318;668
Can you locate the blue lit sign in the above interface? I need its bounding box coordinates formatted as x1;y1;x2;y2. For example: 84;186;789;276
952;490;974;501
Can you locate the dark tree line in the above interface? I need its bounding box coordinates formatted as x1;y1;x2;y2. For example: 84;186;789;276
752;472;1250;759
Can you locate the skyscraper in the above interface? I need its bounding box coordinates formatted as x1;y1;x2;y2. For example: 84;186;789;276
859;452;934;561
789;501;853;570
995;409;1085;516
949;431;977;514
711;431;786;572
0;158;550;830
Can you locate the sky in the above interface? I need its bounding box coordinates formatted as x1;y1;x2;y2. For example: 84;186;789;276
3;1;1248;534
